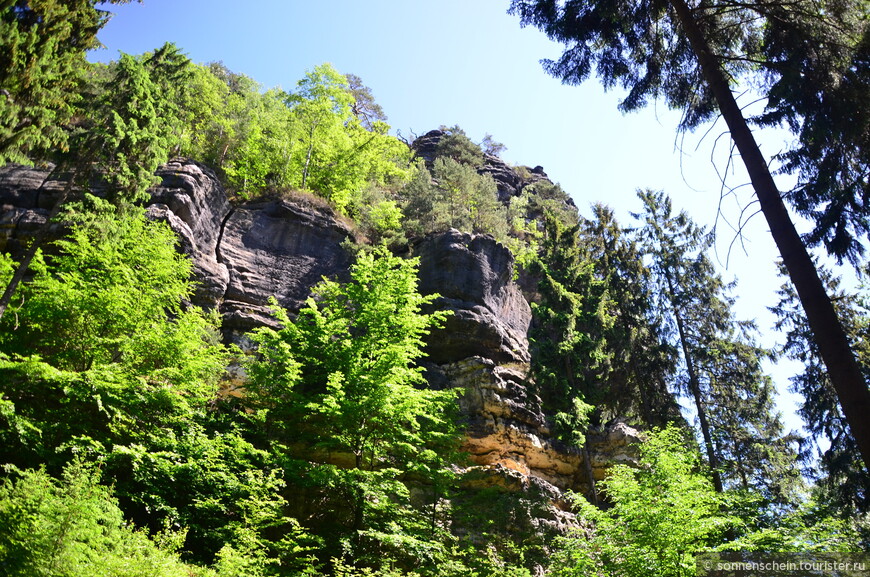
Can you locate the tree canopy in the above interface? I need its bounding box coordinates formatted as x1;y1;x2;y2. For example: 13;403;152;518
509;0;870;476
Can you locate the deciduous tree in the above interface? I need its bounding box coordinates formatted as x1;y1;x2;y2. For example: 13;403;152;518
246;248;459;564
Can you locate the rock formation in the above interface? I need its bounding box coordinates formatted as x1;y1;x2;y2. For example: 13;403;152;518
0;157;641;518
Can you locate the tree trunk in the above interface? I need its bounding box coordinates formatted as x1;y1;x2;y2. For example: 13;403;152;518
669;0;870;473
582;441;600;506
665;271;724;492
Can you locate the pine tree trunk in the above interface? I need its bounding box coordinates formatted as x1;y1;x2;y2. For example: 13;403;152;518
665;271;724;492
669;0;870;473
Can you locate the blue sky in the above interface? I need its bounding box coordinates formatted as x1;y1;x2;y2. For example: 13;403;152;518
92;0;828;431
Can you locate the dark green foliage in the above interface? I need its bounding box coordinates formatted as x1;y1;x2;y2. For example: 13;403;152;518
433;126;483;166
756;5;869;265
0;0;109;163
2;5;862;571
509;0;724;130
346;73;388;130
509;0;870;478
633;190;801;501
480;134;506;157
85;43;193;203
0;40;196;321
579;204;679;426
399;157;508;240
527;212;612;446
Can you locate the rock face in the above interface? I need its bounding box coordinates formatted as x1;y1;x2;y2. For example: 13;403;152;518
0;158;640;504
414;229;531;365
147;160;357;339
0;164;54;255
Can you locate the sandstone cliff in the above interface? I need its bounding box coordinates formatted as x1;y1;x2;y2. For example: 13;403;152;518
0;158;641;518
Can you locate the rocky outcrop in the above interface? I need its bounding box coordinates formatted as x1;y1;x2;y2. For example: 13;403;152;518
414;229;531;364
147;159;232;308
216;199;355;335
145;160;357;338
0;158;641;503
410;129;557;202
0;164;55;255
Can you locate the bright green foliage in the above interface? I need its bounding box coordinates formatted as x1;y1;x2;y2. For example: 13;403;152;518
0;208;236;535
222;87;297;197
350;184;407;247
180;62;266;178
1;203;222;382
0;39;194;322
400;157;507;240
177;62;411;206
287;64;411;210
549;427;737;577
246;248;459;566
718;496;866;552
0;458;207;577
0;0;110;163
289;63;355;190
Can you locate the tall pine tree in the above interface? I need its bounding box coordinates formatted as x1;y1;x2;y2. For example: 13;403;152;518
633;190;799;499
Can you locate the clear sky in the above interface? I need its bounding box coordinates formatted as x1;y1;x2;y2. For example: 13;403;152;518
92;0;839;432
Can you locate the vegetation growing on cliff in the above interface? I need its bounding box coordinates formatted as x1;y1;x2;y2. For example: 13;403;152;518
1;1;869;575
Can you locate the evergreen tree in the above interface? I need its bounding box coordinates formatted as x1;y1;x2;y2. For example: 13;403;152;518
579;203;679;426
345;72;387;130
757;7;869;265
0;0;127;164
526;211;615;502
633;190;799;499
433;125;484;167
430;157;507;238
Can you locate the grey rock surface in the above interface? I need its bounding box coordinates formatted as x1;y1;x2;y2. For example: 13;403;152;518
413;229;531;364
